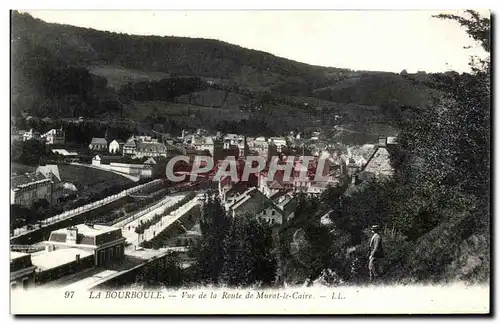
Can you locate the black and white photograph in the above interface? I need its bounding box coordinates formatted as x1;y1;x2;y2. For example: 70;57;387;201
8;8;491;315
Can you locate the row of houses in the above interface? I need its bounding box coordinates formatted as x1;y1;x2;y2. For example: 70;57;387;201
89;135;181;159
12;128;66;145
221;186;297;226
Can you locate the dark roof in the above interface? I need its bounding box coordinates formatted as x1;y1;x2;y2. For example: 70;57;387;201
136;142;168;152
90;138;107;145
11;172;49;189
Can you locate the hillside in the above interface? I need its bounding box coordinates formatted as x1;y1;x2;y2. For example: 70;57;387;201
11;11;438;134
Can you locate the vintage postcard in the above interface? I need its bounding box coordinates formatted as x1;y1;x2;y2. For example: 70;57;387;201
9;9;491;315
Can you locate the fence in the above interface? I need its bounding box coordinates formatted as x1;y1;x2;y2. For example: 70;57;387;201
10;244;45;253
11;179;163;239
113;194;184;228
139;198;200;245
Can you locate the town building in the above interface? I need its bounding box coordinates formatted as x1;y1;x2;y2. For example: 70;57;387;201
36;165;65;203
122;135;177;158
42;128;65;145
10;252;37;290
226;187;285;225
22;129;41;142
31;247;95;285
108;139;125;154
135;141;170;158
191;136;223;158
123;136;138;156
89;138;108;151
91;155;123;167
11;128;25;143
269;137;288;153
51;149;79;162
357;136;396;180
11;172;53;207
252;137;277;162
270;192;297;222
41;224;125;266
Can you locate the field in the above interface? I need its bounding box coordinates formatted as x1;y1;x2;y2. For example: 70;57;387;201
57;164;133;198
124;101;249;123
11;163;36;175
323;123;400;146
89;65;171;89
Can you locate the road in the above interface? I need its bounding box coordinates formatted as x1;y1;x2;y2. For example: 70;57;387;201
70;162;140;182
120;192;188;246
11;179;162;240
139;197;200;244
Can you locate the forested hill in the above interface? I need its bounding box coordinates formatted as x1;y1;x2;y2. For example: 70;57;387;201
11;11;436;132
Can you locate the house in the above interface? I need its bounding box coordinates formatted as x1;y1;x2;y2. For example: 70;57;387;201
253;137;277;162
11;172;53;207
33;224;126;285
227;187;285;225
10;252;37;290
108;139;125;154
123;135;177;158
135;141;169;159
357;137;395;180
42;128;65;145
36;165;64;203
88;138;108;151
191;136;223;158
269;137;288;153
122;136;138;156
11;129;25;143
22;129;41;142
51;149;79;162
270;192;297;222
92;155;123;167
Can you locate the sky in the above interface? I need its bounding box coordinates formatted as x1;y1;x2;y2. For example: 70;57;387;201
23;10;489;73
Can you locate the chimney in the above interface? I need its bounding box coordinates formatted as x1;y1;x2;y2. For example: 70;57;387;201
378;136;387;147
76;254;80;263
67;227;78;244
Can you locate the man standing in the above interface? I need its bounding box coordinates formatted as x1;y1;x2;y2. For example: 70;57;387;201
368;225;384;282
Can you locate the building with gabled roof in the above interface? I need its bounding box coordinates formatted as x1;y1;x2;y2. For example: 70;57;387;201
109;139;125;154
227;187;285;225
89;138;108;151
10;252;37;290
41;128;65;145
41;224;126;268
10;172;53;207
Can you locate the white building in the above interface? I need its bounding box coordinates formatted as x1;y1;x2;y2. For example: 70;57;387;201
226;187;285;225
108;139;125;154
11;172;53;207
42;128;65;145
22;129;41;142
269;137;288;153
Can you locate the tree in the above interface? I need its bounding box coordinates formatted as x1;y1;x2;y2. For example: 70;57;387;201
220;215;276;287
392;10;490;234
195;194;230;284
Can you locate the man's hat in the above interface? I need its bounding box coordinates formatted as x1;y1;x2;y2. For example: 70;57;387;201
371;225;380;230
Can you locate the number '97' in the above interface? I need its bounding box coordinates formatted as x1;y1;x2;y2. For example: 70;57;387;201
64;291;74;298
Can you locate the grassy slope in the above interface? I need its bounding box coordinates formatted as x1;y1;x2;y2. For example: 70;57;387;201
89;65;171;89
12;11;436;126
58;164;132;198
